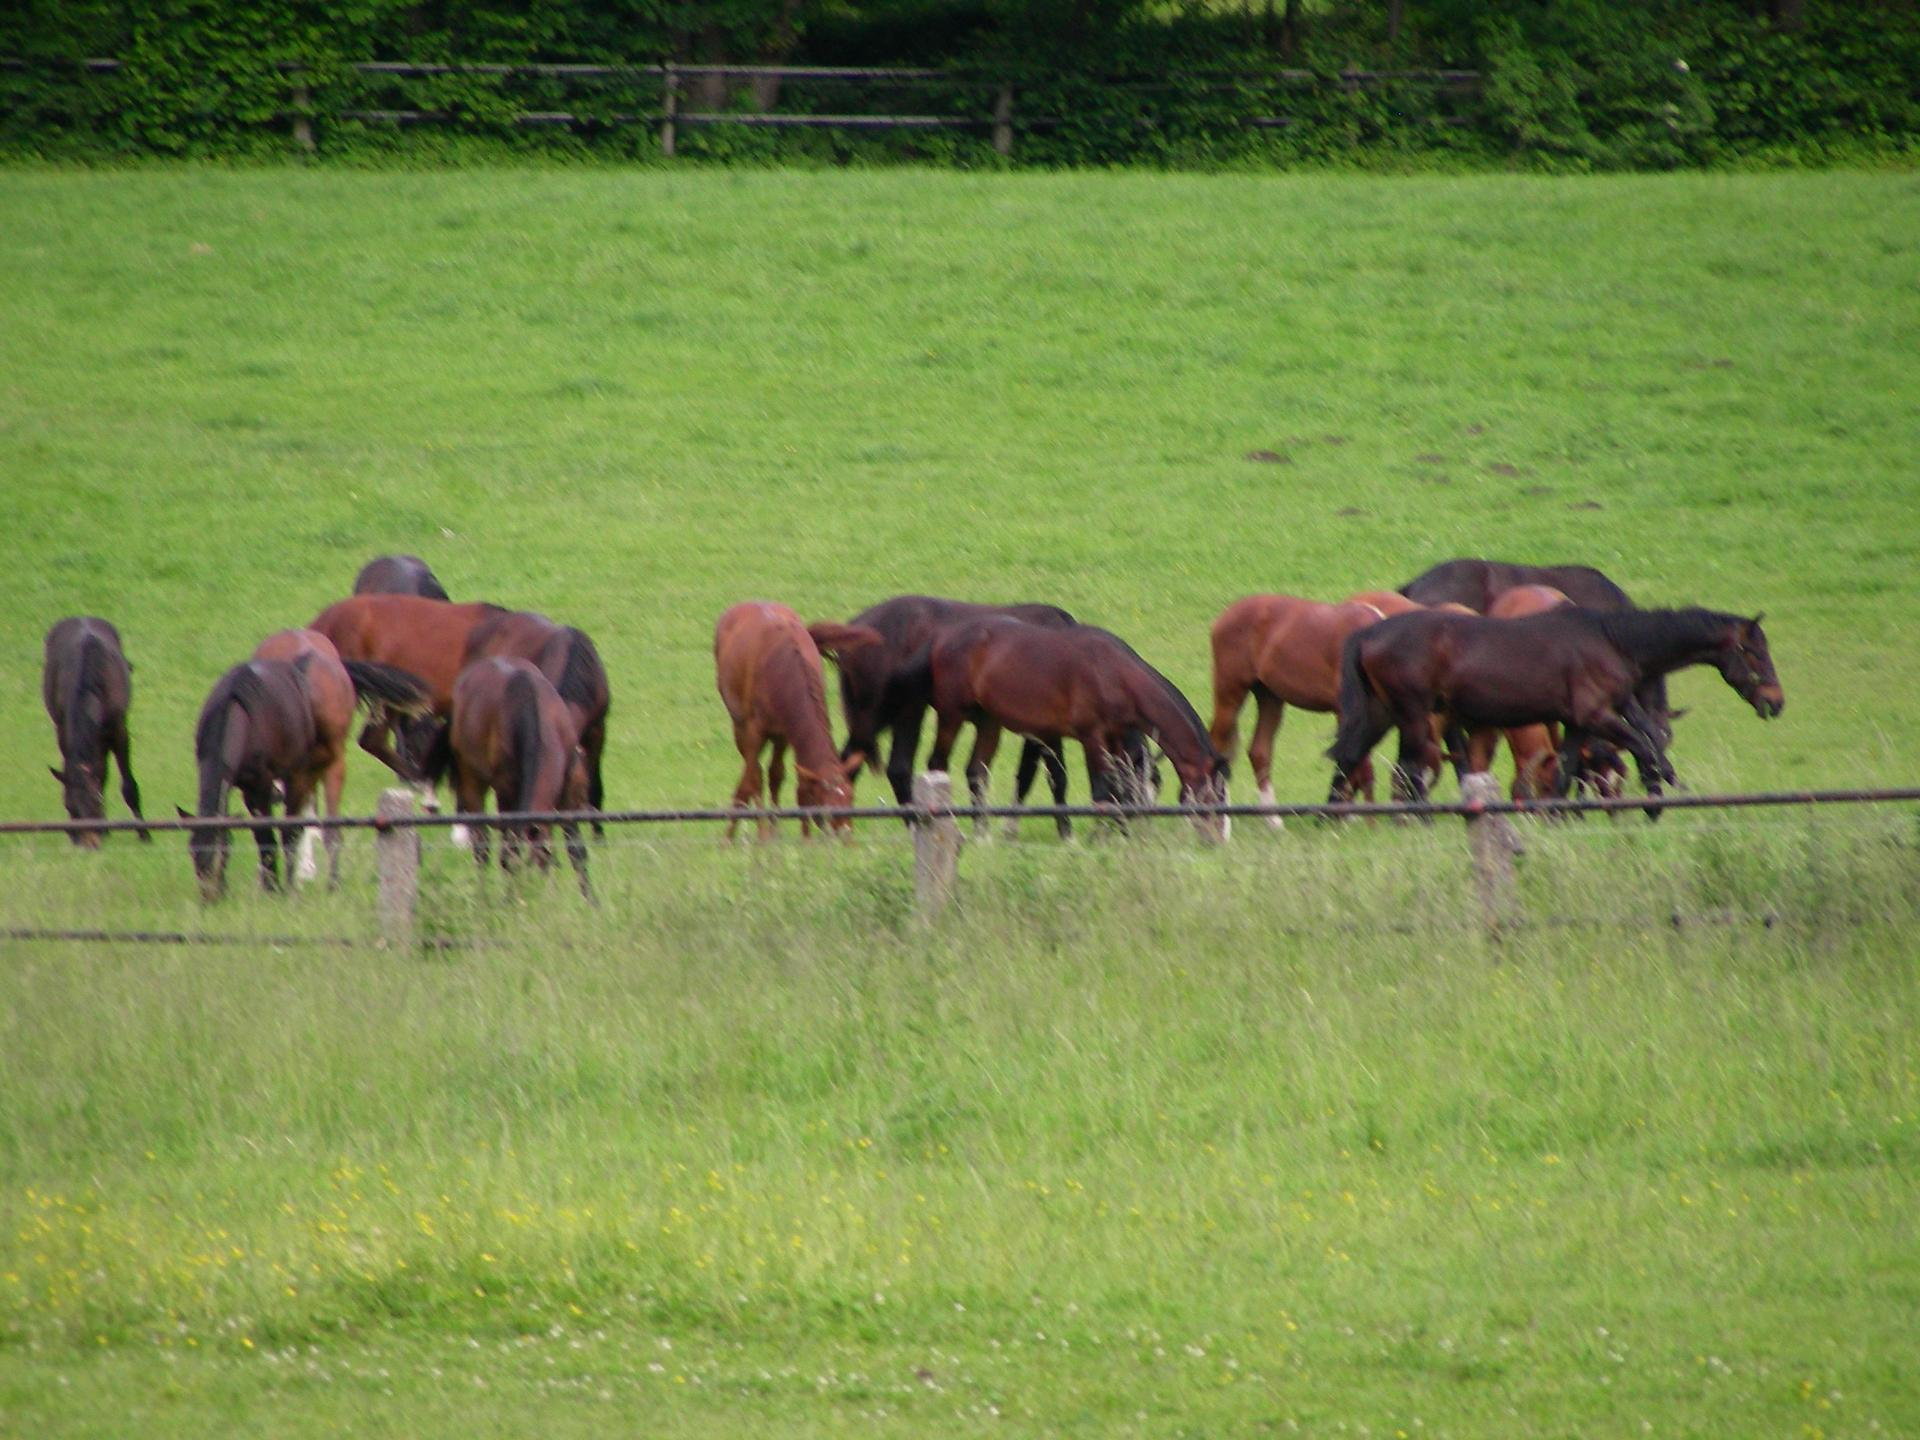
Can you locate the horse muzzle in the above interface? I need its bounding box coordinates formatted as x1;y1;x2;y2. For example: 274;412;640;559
1753;688;1784;719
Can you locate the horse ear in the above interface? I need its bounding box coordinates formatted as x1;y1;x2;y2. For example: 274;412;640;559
1667;708;1690;722
840;752;866;780
175;805;192;819
1749;612;1765;628
50;767;65;784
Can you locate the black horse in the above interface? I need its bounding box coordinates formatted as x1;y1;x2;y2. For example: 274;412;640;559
353;554;450;601
836;596;1086;821
1399;557;1671;747
1329;606;1782;813
43;617;147;846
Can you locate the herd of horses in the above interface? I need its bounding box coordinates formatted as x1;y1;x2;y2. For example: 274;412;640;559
41;553;1784;899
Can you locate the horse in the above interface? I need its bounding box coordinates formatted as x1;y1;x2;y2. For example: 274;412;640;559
928;618;1230;842
716;604;879;841
1475;586;1627;802
42;617;147;846
354;554;450;601
252;628;432;886
833;594;1155;838
1329;607;1782;813
448;657;593;899
459;609;611;836
1208;590;1426;824
308;594;504;785
1398;557;1672;748
182;660;317;901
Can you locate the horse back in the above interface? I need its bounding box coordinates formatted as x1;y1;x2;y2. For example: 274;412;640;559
310;594;500;704
43;617;131;731
253;628;356;742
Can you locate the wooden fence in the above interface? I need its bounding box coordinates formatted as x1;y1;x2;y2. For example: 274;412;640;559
2;57;1484;157
3;782;1916;947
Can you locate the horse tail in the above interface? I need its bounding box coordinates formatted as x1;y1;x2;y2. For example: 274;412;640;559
552;628;605;714
1326;630;1379;769
506;670;546;816
195;666;266;813
805;622;884;662
65;629;111;755
343;659;433;717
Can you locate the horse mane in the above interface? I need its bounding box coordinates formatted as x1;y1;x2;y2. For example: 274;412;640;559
194;665;271;813
553;627;604;710
505;669;547;815
63;629;110;760
1591;606;1735;655
1086;627;1221;768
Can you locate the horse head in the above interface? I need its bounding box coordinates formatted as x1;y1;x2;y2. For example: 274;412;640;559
797;754;864;836
1719;614;1784;719
179;804;228;901
1175;750;1231;845
52;763;105;847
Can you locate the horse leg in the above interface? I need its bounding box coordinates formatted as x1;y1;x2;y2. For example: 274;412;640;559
1029;736;1071;842
1208;670;1250;771
1008;737;1042;840
965;722;1003;840
767;738;792;838
1080;732;1126;837
243;783;281;894
110;721;149;840
1391;708;1441;807
1584;710;1671;820
582;716;607;840
563;819;594;903
727;725;766;844
452;762;490;875
1247;691;1285;830
1327;706;1393;807
885;707;926;810
282;773;317;887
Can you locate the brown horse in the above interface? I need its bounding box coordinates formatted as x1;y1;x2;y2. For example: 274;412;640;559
715;604;878;841
43;617;147;846
1330;607;1782;810
1208;590;1424;821
462;609;612;835
250;628;432;887
183;660;318;901
308;594;504;784
448;657;593;898
930;618;1230;842
354;554;450;601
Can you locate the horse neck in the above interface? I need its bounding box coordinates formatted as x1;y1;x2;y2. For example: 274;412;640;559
1599;609;1729;677
767;648;842;773
60;634;110;758
197;703;247;816
1125;664;1213;775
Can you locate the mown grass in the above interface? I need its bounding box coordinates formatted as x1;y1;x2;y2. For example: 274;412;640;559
1;167;1918;1434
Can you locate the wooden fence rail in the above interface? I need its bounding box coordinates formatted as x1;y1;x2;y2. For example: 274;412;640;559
2;56;1484;158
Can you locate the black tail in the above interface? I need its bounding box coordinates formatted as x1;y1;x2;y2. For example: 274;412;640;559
552;628;605;713
506;670;546;815
343;659;434;717
64;632;111;758
1326;631;1379;771
195;665;272;814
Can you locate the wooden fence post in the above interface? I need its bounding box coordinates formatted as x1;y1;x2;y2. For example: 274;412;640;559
288;70;316;154
913;771;962;921
992;82;1014;157
376;788;419;947
1461;771;1521;937
660;64;678;157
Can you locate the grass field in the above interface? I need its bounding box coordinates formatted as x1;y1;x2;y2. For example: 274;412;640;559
2;168;1918;1436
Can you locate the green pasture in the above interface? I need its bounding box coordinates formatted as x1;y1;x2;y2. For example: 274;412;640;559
1;168;1918;1435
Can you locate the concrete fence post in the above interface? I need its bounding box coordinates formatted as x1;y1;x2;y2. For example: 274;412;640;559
660;64;679;157
912;771;963;921
992;82;1014;157
375;788;420;947
289;71;316;154
1461;771;1521;938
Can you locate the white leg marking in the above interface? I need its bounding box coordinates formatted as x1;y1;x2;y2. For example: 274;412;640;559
295;798;320;883
1259;780;1285;831
449;822;472;850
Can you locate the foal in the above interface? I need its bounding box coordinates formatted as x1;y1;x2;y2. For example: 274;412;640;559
42;617;147;845
715;603;878;840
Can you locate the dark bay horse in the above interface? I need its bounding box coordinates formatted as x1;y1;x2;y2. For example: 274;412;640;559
354;554;450;601
183;660;317;901
1399;557;1671;746
929;618;1230;842
1329;607;1782;811
253;628;431;886
837;595;1080;813
449;657;593;899
1478;585;1627;802
1208;590;1424;821
462;610;611;835
715;604;879;841
42;617;146;845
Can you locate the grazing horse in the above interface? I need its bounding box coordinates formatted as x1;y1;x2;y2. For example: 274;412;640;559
308;594;504;784
1209;590;1425;822
354;554;450;601
716;604;879;841
1473;586;1626;802
183;660;317;901
42;617;147;846
461;610;612;835
1329;607;1782;811
1399;557;1671;747
448;657;593;899
252;628;432;886
929;619;1230;842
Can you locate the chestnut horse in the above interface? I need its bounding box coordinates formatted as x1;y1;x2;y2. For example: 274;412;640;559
716;604;879;840
1208;590;1424;822
354;554;450;601
462;610;612;835
1329;607;1782;811
929;618;1230;842
252;628;432;886
43;617;147;846
308;594;504;784
449;657;593;899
